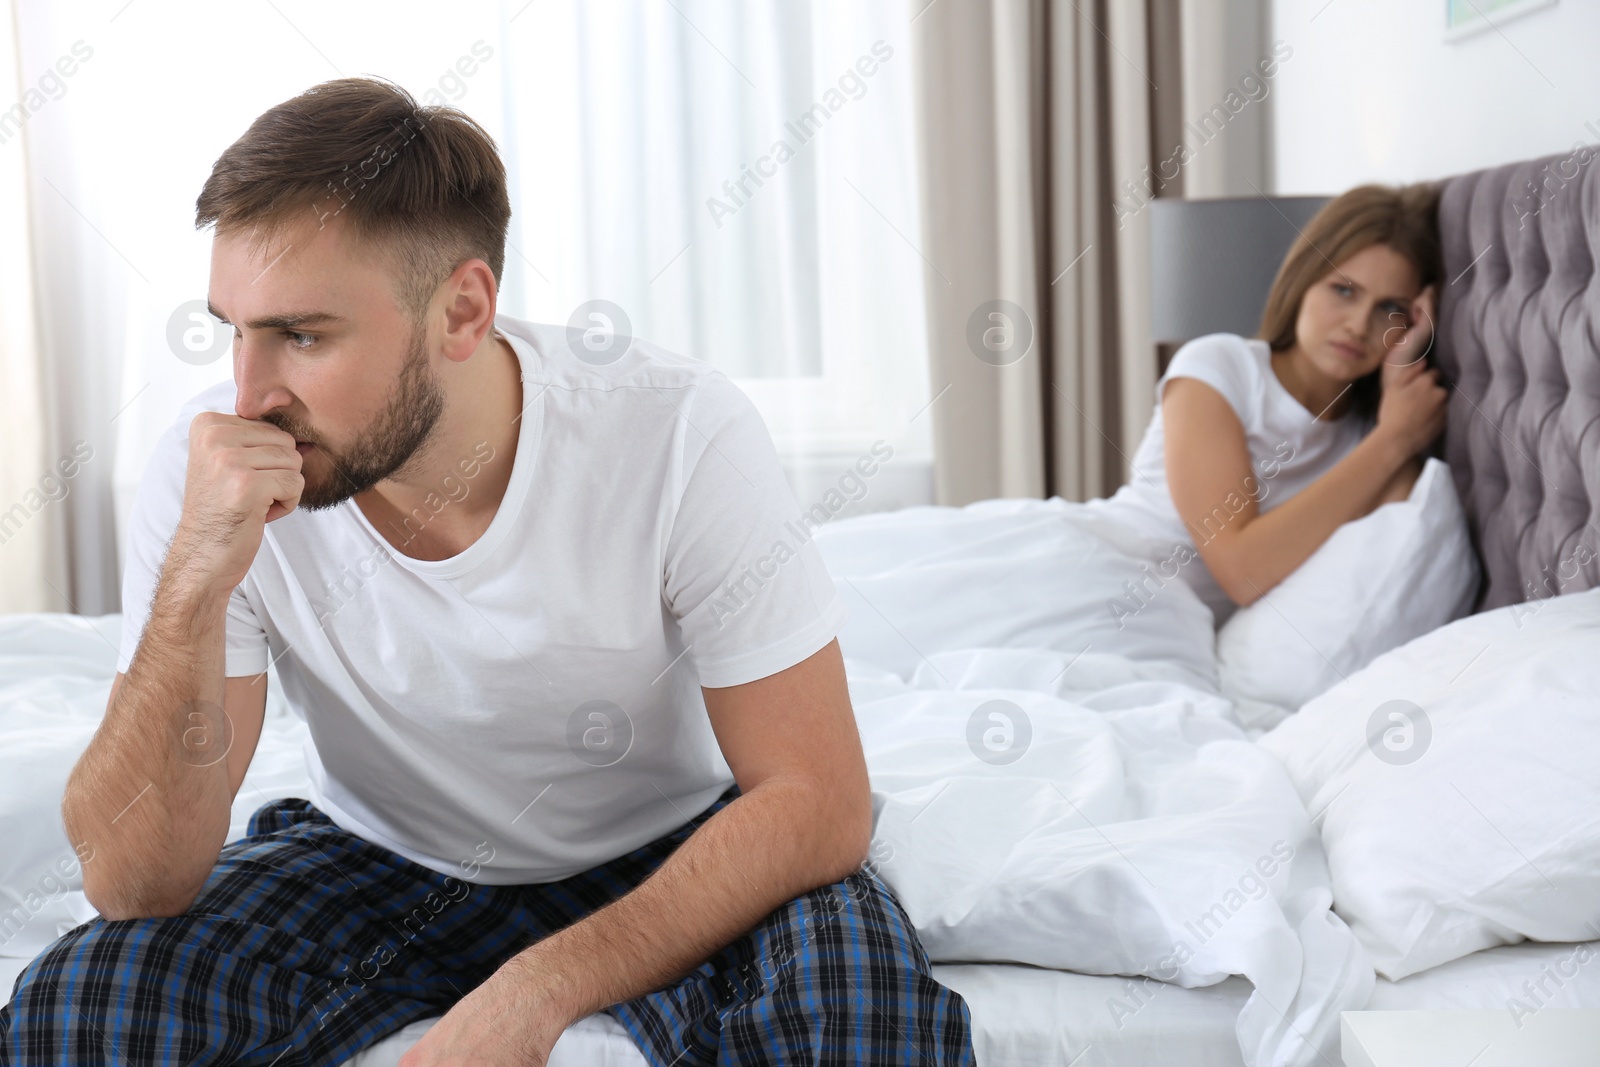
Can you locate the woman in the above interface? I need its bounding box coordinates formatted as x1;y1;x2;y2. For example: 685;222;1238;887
1086;182;1450;628
813;182;1450;681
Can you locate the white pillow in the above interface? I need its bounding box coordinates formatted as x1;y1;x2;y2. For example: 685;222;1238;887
1217;457;1479;728
1258;586;1600;980
813;496;1219;693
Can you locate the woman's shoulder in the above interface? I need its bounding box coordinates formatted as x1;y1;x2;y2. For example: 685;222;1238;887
1165;332;1269;378
1160;333;1270;420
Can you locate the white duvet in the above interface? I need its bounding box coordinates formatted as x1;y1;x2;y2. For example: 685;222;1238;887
0;497;1374;1066
813;499;1372;1067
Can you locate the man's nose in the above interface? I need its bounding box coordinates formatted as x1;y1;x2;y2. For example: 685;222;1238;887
233;342;292;420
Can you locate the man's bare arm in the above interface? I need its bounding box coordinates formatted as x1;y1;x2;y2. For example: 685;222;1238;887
67;412;301;920
522;636;870;1011
398;638;872;1063
68;569;266;920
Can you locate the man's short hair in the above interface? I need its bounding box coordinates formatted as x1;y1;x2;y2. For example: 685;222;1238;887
195;75;511;323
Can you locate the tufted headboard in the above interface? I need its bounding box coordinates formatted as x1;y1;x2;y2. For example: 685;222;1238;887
1434;147;1600;613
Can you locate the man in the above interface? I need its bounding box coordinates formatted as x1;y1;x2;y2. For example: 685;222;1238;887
0;76;975;1066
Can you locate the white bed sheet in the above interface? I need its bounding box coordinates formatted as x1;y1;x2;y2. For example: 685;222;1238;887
940;938;1600;1067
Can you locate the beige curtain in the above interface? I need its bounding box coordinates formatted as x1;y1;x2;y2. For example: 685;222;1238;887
0;0;68;613
908;0;1267;505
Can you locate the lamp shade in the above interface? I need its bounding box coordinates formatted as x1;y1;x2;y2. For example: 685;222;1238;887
1149;196;1331;344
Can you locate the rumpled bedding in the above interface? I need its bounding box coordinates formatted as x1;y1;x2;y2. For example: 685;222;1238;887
813;498;1372;1066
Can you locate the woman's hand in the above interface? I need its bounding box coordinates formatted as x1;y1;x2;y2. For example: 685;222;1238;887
1373;284;1446;459
1381;284;1436;383
1375;356;1448;460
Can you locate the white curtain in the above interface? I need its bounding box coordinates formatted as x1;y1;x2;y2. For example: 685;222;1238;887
1;0;933;615
0;0;69;613
908;0;1163;505
907;0;1272;506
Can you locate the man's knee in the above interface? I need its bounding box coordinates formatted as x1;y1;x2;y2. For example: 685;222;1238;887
9;919;132;1001
721;869;974;1062
752;867;934;995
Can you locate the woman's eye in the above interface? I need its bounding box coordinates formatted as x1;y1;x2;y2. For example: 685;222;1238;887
1332;283;1352;297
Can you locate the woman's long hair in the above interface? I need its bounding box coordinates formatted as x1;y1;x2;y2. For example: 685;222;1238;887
1256;182;1443;424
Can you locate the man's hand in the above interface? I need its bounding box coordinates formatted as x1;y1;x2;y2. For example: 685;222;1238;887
397;961;571;1067
173;412;304;593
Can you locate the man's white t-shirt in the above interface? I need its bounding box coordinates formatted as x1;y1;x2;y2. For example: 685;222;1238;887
116;312;849;885
1083;332;1372;626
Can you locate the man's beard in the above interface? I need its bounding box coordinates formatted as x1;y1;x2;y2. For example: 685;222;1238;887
265;321;446;512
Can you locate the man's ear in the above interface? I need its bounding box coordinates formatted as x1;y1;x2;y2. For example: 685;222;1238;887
436;257;500;363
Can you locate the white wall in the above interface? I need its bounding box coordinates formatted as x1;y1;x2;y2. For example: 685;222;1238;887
1179;0;1271;197
1270;0;1600;193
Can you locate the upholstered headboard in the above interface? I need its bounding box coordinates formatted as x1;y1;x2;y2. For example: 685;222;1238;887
1435;147;1600;613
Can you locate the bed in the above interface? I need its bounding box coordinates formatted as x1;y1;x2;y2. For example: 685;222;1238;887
3;147;1598;1066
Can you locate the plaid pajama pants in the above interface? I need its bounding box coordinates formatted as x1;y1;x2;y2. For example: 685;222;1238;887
0;785;974;1066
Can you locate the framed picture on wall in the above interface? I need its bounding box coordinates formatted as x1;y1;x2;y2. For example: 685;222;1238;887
1445;0;1557;41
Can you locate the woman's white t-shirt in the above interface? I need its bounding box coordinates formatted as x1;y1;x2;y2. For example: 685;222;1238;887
1083;332;1373;627
116;313;848;885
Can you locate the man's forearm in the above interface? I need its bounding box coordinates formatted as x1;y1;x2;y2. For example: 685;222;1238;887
64;560;235;919
503;775;870;1027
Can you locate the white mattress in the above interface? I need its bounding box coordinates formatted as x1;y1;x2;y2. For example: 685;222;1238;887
8;940;1597;1065
939;939;1600;1066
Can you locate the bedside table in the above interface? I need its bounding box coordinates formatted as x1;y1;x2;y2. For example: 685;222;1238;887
1342;1009;1600;1066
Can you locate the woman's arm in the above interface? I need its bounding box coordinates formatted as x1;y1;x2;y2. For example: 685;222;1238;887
1161;378;1414;607
1375;453;1426;506
1165;343;1447;607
